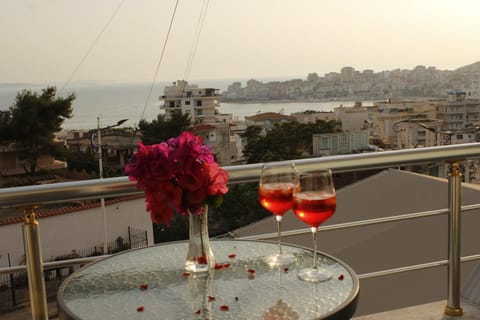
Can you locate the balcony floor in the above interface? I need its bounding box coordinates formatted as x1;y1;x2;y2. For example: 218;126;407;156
354;299;480;320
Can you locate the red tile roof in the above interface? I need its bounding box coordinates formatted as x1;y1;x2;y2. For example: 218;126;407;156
244;112;292;121
0;194;145;226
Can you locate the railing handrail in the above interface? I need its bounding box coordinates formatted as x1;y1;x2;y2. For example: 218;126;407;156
1;142;480;208
0;256;107;275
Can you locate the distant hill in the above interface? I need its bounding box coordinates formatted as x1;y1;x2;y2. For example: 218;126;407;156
454;61;480;75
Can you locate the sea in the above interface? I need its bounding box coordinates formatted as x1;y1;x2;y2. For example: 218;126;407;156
0;80;370;130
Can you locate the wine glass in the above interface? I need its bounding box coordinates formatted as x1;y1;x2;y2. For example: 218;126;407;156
293;169;336;282
259;162;298;267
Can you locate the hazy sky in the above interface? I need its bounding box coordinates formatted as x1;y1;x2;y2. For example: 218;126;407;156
2;0;480;84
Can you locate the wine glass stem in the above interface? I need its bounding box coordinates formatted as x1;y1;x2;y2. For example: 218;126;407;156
276;215;283;255
311;226;318;270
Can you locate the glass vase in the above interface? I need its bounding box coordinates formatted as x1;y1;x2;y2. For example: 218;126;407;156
185;205;215;273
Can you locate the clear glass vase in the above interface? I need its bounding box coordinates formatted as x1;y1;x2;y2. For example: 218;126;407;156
185;205;215;273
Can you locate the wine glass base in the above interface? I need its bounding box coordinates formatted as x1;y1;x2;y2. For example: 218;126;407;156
264;253;296;268
297;268;332;282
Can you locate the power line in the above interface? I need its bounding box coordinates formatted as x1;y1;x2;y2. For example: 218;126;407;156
183;0;210;81
59;0;126;94
139;0;180;123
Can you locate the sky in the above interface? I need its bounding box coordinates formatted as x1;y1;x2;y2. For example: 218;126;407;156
2;0;480;85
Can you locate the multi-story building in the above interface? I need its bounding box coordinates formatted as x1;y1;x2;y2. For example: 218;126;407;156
244;112;293;135
290;110;335;124
371;99;437;147
160;80;241;165
312;130;370;156
191;123;232;166
435;90;480;143
160;80;221;124
66;129;140;171
334;102;373;132
393;116;443;149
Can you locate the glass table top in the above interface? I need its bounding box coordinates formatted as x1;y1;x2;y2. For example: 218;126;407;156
57;239;359;320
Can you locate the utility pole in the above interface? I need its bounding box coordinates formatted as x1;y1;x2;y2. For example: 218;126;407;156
91;117;128;255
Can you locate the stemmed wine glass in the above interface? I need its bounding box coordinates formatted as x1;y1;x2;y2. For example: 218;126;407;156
293;169;336;282
259;162;298;267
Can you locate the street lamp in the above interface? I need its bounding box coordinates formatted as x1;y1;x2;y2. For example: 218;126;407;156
393;118;447;147
90;117;128;254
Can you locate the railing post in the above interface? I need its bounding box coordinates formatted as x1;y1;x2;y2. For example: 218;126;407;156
445;161;463;316
23;206;48;320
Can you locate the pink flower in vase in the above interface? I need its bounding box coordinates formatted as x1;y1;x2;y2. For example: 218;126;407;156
125;131;229;226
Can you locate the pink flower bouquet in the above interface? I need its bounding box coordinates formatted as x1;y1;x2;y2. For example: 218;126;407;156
125;131;229;225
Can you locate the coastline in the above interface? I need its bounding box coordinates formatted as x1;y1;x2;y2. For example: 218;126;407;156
220;96;381;104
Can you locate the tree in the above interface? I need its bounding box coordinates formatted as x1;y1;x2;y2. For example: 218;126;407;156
241;125;263;163
9;87;75;174
138;111;191;145
242;120;340;163
0;112;13;143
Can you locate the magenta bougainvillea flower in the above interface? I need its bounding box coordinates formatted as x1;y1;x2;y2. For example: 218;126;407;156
126;131;229;225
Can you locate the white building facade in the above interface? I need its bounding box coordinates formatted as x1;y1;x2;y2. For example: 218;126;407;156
161;80;221;124
0;197;153;267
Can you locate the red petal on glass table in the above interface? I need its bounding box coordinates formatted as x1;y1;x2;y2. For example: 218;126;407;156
247;269;255;273
139;284;148;290
183;272;191;277
220;305;229;311
283;267;289;273
338;274;345;280
208;296;216;302
215;262;231;269
137;306;144;312
195;309;201;315
228;254;236;258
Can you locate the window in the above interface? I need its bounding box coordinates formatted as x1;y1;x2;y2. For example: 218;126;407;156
321;137;329;148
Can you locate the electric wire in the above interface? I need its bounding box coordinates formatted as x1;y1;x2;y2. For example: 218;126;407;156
59;0;126;94
138;0;180;123
183;0;210;81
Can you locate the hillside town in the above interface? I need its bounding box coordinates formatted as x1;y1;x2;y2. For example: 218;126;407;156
3;62;480;183
223;62;480;101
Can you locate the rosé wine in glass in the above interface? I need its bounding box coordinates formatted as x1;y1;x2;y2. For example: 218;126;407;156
293;170;336;282
259;163;298;267
293;192;336;227
259;182;296;216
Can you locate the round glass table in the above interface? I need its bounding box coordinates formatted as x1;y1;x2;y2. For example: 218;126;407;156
57;240;359;320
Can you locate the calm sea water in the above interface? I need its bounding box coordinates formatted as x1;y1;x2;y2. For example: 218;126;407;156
0;81;366;130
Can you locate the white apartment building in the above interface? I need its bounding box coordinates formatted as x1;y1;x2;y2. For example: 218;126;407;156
290;110;335;124
435;90;480;143
312;130;369;156
371;100;437;147
334;103;372;132
192;123;232;166
393;118;443;149
161;80;221;124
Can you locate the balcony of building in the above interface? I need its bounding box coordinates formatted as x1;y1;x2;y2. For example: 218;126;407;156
1;143;480;319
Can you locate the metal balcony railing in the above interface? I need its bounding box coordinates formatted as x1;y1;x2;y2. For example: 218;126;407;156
1;142;480;319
